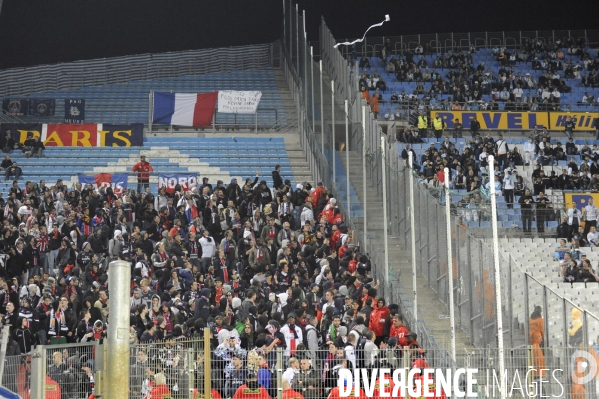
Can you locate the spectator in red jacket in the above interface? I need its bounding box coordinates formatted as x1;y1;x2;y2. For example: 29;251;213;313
45;375;62;399
131;155;153;194
389;315;410;348
310;182;326;207
368;298;390;344
149;372;171;398
233;371;270;399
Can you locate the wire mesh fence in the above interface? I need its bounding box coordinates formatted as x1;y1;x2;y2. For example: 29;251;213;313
310;5;599;357
132;340;599;399
129;338;202;399
2;354;30;397
14;323;599;398
43;341;100;399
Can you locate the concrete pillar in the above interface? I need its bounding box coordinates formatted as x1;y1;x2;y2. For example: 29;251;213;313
106;260;131;399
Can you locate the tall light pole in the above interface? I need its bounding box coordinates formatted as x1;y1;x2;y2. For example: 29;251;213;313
106;260;131;399
488;155;506;399
381;135;389;298
408;151;418;323
444;167;456;362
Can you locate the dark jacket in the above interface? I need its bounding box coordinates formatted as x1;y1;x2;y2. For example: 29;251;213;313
12;317;34;353
194;288;212;322
272;170;283;189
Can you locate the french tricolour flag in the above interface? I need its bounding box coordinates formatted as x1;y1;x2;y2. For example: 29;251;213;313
152;92;218;127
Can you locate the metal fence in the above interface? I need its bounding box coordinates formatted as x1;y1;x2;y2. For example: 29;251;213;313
324;29;599;60
147;340;599;399
358;78;599;350
2;355;29;397
15;332;599;398
280;0;599;362
281;2;360;236
0;98;294;131
283;0;430;348
24;341;102;399
130;333;599;399
129;336;206;399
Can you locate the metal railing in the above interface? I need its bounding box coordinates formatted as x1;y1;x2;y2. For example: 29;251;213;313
312;11;599;356
1;98;296;131
128;336;599;399
18;331;599;398
26;341;102;399
323;29;599;59
150;106;296;134
402;171;599;349
282;0;445;355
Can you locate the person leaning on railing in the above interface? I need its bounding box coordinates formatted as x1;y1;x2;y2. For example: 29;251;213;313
131;155;153;194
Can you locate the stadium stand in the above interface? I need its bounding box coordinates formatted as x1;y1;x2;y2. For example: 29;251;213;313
357;41;599;120
7;69;290;127
0;40;386;396
2;0;598;393
0;135;311;192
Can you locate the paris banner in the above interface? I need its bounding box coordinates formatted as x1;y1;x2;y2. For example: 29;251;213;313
0;123;143;147
78;173;128;196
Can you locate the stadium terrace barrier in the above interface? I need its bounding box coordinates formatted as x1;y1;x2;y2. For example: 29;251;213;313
127;341;599;399
24;341;103;398
0;44;273;98
322;30;599;61
309;3;599;358
283;0;446;355
22;330;599;398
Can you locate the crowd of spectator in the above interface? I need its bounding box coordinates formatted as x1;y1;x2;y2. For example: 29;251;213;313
357;37;599;121
556;236;599;284
0;157;431;398
399;130;570;233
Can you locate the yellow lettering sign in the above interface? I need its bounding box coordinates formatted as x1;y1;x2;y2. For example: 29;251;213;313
17;130;41;143
112;130;132;147
69;130;92;147
44;131;64;146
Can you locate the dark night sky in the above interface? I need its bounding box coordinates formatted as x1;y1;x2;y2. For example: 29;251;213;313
298;0;599;41
0;0;597;69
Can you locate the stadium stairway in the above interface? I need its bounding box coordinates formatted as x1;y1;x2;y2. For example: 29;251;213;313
344;149;475;352
329;151;363;218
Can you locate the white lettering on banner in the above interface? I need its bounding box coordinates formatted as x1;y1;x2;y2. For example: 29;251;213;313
158;175;198;191
217;90;262;114
97;181;125;192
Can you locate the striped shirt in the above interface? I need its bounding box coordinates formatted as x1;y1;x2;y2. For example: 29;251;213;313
585;205;599;222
